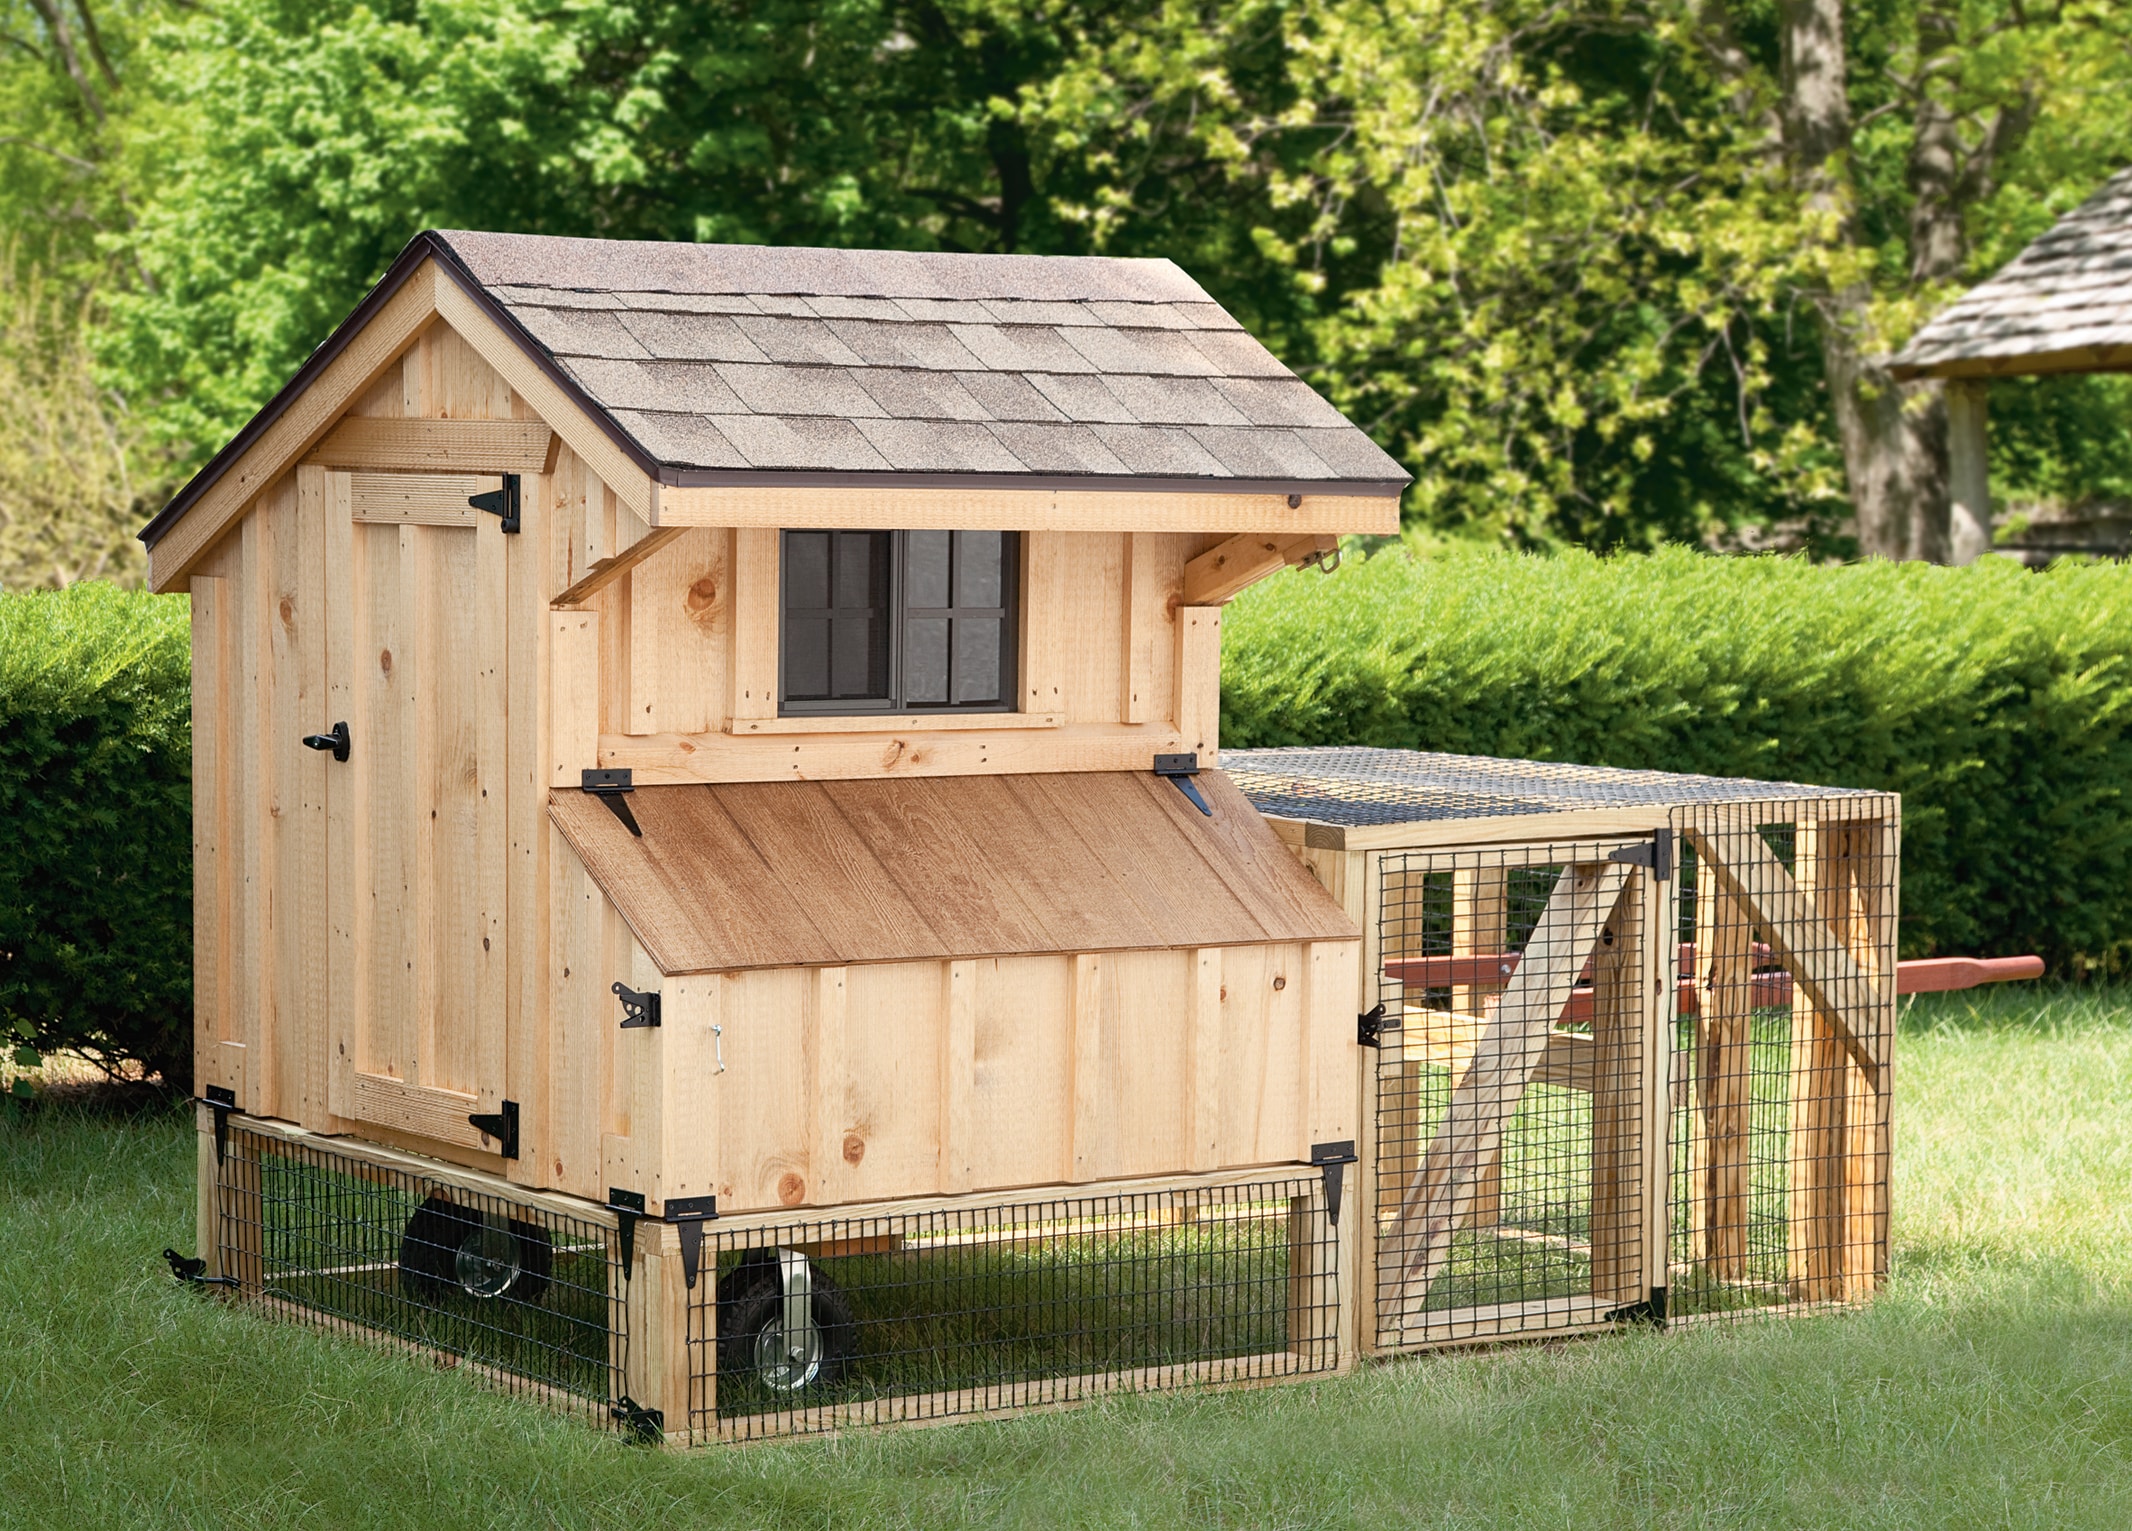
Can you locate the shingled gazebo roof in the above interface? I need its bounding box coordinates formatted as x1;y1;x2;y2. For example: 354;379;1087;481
1890;168;2132;380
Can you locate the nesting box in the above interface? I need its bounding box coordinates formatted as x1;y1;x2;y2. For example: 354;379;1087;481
146;232;1406;1439
1227;748;1899;1353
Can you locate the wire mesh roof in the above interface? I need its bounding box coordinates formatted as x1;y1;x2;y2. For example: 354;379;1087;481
1224;746;1878;829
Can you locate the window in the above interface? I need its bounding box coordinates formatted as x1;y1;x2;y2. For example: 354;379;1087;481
780;530;1018;715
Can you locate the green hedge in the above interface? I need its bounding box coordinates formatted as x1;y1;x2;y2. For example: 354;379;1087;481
0;584;192;1087
1223;546;2132;972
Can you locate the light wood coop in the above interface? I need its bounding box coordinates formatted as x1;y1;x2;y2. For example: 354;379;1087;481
144;231;1406;1441
1226;748;1901;1354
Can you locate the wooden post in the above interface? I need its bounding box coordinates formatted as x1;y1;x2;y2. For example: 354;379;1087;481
621;1220;697;1445
1692;873;1755;1280
1286;1193;1332;1367
1947;379;1992;566
1587;873;1641;1307
1788;820;1849;1302
1452;866;1509;1228
195;1105;222;1282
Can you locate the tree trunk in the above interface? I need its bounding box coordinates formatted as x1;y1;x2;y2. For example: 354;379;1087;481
1777;0;1951;560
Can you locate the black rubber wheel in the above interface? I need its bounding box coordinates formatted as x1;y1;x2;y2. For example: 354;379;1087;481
397;1193;553;1306
715;1250;857;1394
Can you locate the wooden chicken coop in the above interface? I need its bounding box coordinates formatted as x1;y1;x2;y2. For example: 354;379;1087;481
1226;748;1902;1354
143;231;1406;1441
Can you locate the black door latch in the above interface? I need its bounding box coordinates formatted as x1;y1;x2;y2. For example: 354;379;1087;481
301;721;351;762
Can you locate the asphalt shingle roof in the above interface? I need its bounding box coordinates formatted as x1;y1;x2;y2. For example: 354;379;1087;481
434;231;1407;491
1889;167;2132;379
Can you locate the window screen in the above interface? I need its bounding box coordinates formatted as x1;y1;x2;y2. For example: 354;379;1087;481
780;530;1017;715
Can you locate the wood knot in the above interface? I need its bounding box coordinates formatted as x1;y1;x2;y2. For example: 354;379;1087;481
1272;975;1287;991
278;595;295;633
777;1172;807;1206
378;648;393;675
842;1134;866;1166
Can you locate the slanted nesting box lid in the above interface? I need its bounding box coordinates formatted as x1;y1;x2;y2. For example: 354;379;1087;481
550;770;1358;975
141;230;1408;570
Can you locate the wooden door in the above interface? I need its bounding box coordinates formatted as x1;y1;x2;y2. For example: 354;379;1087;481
324;472;512;1157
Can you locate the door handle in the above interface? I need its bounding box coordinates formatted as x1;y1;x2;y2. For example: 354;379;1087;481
302;721;351;762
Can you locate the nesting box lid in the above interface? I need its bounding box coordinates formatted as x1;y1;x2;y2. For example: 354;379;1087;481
550;770;1358;975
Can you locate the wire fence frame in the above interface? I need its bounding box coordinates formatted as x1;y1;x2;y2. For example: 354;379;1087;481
1665;801;1897;1323
208;1123;629;1425
685;1175;1342;1443
1368;838;1658;1351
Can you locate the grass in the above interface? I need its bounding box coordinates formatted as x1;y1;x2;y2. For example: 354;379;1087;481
3;986;2130;1528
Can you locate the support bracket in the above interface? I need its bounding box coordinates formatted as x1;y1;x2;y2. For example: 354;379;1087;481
666;1195;719;1290
1608;829;1673;881
609;1397;665;1443
201;1084;240;1166
1310;1139;1358;1225
163;1248;239;1290
467;1099;520;1160
1152;752;1212;816
613;982;661;1030
468;474;521;533
1604;1286;1668;1328
582;768;642;837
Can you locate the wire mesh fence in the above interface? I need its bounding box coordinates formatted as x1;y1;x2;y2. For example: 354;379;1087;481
209;1123;626;1423
1667;804;1895;1320
688;1175;1341;1442
1369;841;1654;1349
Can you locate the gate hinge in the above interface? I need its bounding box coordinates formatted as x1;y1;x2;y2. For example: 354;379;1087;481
199;1084;240;1166
1603;1286;1668;1328
163;1248;240;1290
582;768;642;837
665;1195;719;1290
468;1099;520;1160
1357;1002;1391;1048
609;1396;665;1443
468;474;521;533
1310;1140;1358;1225
1152;752;1212;816
607;1188;646;1274
1608;829;1673;881
613;982;661;1030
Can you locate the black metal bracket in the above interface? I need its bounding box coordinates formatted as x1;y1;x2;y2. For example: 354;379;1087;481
1604;1286;1668;1328
665;1195;719;1290
467;1099;520;1160
163;1247;240;1290
1310;1140;1358;1226
609;1396;665;1443
1609;829;1673;881
469;474;522;534
582;768;642;837
1152;752;1212;816
607;1188;646;1275
613;982;661;1030
301;721;351;763
200;1084;240;1166
1356;1002;1390;1048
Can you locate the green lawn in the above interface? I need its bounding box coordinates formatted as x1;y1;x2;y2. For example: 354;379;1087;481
4;986;2130;1529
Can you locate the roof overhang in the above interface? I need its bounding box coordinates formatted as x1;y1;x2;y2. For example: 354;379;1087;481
1887;341;2132;383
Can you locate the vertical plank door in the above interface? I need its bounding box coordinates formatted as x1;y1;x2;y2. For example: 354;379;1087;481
325;472;513;1158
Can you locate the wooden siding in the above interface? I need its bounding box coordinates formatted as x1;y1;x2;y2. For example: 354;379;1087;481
548;769;1357;975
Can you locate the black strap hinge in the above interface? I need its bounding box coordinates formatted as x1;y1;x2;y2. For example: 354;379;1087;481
468;474;521;533
200;1084;240;1166
468;1099;520;1159
1153;752;1212;816
163;1248;239;1289
1310;1140;1358;1225
1357;1002;1391;1048
665;1195;719;1290
613;982;661;1030
610;1396;665;1443
582;768;642;837
607;1188;646;1274
1609;829;1673;881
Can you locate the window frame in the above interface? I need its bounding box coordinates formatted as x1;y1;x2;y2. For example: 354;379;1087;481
776;529;1021;718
